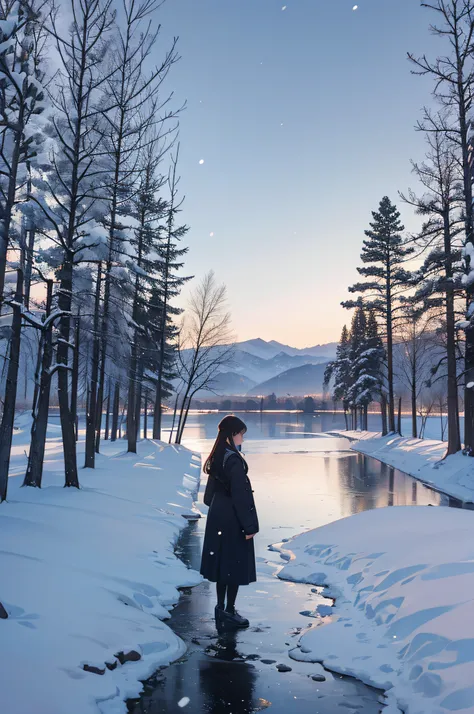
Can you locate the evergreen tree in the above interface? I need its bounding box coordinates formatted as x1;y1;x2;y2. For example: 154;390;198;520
324;324;351;429
343;197;413;432
347;307;368;429
151;148;192;440
303;396;315;413
365;310;385;392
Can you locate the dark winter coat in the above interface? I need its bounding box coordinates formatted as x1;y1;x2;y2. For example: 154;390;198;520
200;449;259;586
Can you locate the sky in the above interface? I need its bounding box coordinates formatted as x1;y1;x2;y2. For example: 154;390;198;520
153;0;442;348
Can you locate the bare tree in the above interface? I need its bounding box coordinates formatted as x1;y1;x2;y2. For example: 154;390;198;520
395;307;436;439
408;0;474;450
173;272;234;444
400;120;463;453
418;398;436;439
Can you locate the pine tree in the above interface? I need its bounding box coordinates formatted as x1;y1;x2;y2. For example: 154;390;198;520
347;307;368;429
324;324;351;429
152;147;191;440
343;197;413;433
364;309;386;430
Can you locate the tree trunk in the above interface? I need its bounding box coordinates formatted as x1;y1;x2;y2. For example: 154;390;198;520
0;116;24;310
386;280;395;433
0;270;23;501
111;382;119;442
153;377;162;440
95;362;105;454
119;400;127;439
57;257;79;487
24;282;54;488
104;381;111;441
144;391;148;439
169;391;180;443
175;386;191;445
71;316;80;442
397;397;402;436
456;63;474;450
411;387;417;439
380;395;388;437
134;358;143;442
443;207;461;454
176;395;193;444
85;267;101;468
343;408;348;431
23;228;35;310
127;342;137;453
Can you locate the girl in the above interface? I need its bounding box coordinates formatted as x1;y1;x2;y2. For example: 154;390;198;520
200;415;259;628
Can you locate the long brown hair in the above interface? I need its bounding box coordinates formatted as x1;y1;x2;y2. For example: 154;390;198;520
204;414;248;476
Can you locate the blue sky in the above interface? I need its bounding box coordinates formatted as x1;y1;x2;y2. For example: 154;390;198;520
155;0;440;346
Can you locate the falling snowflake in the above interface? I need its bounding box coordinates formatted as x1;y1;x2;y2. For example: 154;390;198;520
282;5;287;9
199;159;204;165
210;551;214;555
218;531;222;535
352;4;358;9
178;698;190;708
210;232;214;237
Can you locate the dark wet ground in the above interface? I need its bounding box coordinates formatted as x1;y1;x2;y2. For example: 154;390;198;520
128;436;458;714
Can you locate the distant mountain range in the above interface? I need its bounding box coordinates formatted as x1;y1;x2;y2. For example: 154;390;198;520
234;338;338;361
194;338;337;398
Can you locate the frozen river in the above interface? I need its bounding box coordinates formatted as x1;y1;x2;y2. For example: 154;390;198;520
128;414;459;714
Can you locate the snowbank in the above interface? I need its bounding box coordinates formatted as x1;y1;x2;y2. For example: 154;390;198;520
332;430;474;504
277;505;474;714
0;437;202;714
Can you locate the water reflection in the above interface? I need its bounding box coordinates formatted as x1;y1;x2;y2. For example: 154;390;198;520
161;411;351;444
200;632;257;714
161;409;463;443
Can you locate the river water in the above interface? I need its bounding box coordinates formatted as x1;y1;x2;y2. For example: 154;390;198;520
128;413;459;714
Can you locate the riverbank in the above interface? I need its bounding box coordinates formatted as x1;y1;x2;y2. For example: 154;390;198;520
0;424;202;714
331;430;474;504
277;505;474;714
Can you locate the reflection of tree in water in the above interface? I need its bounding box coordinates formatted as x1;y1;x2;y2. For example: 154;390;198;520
336;454;379;515
302;414;317;436
200;631;257;714
267;415;277;438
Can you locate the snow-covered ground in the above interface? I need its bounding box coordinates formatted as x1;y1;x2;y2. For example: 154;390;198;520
0;415;202;714
277;505;474;714
331;430;474;504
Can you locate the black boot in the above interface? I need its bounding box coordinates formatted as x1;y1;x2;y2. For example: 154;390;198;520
223;608;249;628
